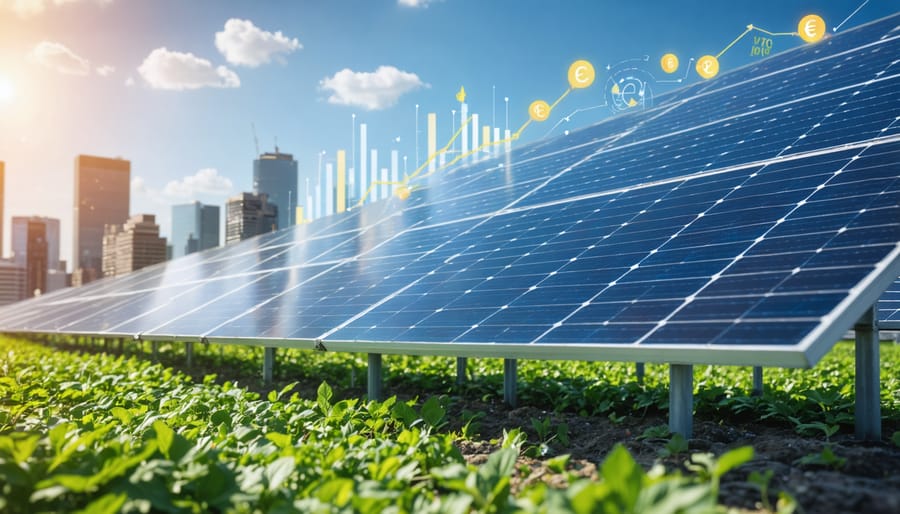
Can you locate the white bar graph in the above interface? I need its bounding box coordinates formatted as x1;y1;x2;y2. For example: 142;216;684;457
461;103;468;157
359;124;367;204
380;168;388;199
370;149;378;200
314;185;321;219
391;150;399;196
494;127;501;155
471;113;479;162
326;163;334;216
505;129;511;153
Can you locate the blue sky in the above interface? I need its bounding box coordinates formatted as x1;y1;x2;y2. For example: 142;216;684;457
0;0;894;269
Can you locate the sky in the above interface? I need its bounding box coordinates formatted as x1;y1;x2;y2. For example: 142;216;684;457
0;0;895;270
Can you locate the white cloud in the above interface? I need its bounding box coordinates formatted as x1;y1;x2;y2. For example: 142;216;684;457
138;47;240;90
95;64;115;76
124;76;135;87
319;66;426;110
163;168;234;198
29;41;91;75
215;18;301;67
3;0;113;18
398;0;439;7
131;176;148;195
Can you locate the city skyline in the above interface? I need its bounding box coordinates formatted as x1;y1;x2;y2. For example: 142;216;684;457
0;0;894;270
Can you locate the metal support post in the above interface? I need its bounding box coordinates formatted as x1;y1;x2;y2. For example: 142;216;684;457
263;347;276;385
368;353;383;401
752;366;763;396
503;358;517;407
151;341;159;362
669;364;693;438
185;342;194;368
855;307;881;441
636;362;645;384
456;357;467;385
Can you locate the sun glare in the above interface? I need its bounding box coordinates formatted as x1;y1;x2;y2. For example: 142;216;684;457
0;76;14;103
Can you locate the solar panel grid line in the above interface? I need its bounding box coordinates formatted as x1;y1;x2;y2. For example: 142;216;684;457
199;222;424;340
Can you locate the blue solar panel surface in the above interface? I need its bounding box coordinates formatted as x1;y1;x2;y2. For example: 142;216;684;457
0;14;898;366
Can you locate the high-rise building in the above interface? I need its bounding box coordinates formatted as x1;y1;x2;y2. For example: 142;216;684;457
24;220;47;297
171;201;220;258
253;149;296;231
0;259;24;306
12;216;60;272
225;192;278;244
74;155;130;284
101;214;166;277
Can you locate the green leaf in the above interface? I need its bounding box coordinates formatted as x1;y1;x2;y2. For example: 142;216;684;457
891;430;900;448
714;446;753;478
152;420;190;462
601;445;644;511
546;454;570;474
420;396;446;428
74;492;127;514
317;381;333;415
109;407;133;425
265;456;295;490
0;433;41;465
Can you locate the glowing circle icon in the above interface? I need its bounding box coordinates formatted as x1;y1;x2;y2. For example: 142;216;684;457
529;100;551;122
798;14;826;43
660;53;679;74
567;60;596;89
395;185;411;200
696;55;720;80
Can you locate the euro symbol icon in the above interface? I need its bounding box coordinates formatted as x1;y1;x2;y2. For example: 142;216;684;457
804;19;817;38
534;104;545;117
666;57;674;69
567;60;595;89
529;100;551;121
702;61;712;73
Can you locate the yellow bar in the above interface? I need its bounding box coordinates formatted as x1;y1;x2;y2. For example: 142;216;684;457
337;150;346;213
482;125;491;151
295;206;304;225
427;113;437;170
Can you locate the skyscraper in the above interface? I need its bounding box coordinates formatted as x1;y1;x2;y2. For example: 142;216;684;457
12;216;60;272
74;155;130;284
24;220;47;297
253;149;296;231
0;260;24;306
225;192;278;244
101;214;166;277
171;202;220;258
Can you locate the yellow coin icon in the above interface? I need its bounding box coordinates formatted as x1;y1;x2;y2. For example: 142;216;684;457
798;14;826;43
395;185;411;200
529;100;551;122
660;53;679;74
567;60;595;89
696;55;719;80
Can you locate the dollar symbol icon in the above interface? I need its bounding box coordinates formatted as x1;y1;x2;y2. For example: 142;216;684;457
798;14;826;43
696;55;719;80
661;53;679;74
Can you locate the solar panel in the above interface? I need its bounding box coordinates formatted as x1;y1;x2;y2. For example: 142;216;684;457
0;15;898;375
879;277;900;329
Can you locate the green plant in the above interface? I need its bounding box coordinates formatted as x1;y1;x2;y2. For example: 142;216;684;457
659;433;690;457
796;445;846;469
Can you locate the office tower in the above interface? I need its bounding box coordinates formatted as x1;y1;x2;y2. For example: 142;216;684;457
0;259;24;306
102;214;166;278
24;220;47;297
0;161;4;257
171;201;220;258
12;216;60;272
73;155;130;284
225;192;278;244
427;113;437;172
359;124;367;203
253;148;297;231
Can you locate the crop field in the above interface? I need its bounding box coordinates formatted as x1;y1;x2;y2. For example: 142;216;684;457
1;336;898;513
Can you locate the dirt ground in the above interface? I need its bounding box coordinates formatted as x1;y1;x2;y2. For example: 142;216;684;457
447;401;900;514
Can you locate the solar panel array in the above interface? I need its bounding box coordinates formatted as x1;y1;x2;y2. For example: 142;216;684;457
1;14;898;367
880;277;900;329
